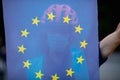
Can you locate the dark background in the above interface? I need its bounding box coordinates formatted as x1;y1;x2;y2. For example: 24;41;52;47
0;0;5;47
98;0;120;50
98;0;120;40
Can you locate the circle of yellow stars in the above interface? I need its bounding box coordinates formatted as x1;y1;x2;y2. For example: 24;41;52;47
17;12;88;80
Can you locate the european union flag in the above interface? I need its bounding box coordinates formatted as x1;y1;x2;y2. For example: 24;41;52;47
2;0;99;80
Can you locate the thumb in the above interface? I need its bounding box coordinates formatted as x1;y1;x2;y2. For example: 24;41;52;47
116;22;120;31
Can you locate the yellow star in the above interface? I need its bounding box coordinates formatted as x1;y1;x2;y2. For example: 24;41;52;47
32;17;40;26
75;25;83;33
21;29;29;37
35;71;44;79
66;68;74;77
18;45;26;54
23;60;31;69
51;74;59;80
80;40;88;48
77;56;84;64
63;16;71;24
47;12;55;21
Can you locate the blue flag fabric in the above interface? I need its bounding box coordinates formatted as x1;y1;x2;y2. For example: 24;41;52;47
2;0;99;80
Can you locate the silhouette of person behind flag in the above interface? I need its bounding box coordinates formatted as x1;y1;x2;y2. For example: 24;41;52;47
27;4;90;80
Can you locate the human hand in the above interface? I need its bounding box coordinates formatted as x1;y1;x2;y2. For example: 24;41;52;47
100;22;120;58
